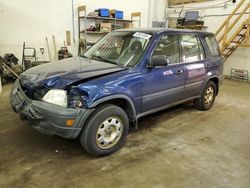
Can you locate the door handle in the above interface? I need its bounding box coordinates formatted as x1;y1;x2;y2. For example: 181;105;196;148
205;64;211;68
175;69;184;75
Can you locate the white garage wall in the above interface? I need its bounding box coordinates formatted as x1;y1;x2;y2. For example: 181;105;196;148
1;0;162;62
1;0;248;77
0;0;52;62
167;0;250;76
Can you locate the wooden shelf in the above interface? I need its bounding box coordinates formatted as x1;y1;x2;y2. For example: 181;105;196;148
77;5;141;56
79;16;132;23
80;30;109;34
177;25;208;30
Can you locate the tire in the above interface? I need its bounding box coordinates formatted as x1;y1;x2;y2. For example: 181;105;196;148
80;104;129;156
194;81;217;111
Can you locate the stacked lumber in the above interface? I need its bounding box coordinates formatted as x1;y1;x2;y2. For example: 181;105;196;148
169;0;212;6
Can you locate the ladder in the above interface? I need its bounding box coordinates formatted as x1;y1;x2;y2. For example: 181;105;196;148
215;0;250;61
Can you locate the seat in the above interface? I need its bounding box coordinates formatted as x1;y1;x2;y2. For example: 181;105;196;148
119;40;143;67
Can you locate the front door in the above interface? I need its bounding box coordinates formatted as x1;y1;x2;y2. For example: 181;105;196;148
140;34;185;113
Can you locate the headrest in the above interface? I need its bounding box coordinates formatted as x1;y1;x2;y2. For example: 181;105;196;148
130;41;142;52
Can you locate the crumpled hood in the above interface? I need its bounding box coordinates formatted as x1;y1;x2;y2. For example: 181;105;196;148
19;57;126;89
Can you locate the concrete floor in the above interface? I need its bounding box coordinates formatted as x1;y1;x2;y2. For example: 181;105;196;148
0;79;250;188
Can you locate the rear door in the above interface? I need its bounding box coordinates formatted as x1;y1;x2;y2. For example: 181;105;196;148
140;34;186;113
180;34;207;98
204;35;224;76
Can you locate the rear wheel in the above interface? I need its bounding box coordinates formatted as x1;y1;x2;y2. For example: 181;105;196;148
195;81;217;111
80;104;129;156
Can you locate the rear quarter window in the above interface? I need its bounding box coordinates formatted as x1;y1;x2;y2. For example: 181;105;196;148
205;36;220;56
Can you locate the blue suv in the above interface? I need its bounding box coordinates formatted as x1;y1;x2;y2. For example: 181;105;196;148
10;29;224;156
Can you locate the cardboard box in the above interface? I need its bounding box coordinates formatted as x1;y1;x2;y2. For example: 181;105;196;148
168;18;178;28
100;22;112;32
124;22;133;29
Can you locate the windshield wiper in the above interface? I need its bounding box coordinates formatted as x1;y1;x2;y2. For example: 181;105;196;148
81;55;88;58
91;55;117;65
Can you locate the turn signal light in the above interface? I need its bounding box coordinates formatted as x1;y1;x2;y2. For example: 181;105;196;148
66;119;75;126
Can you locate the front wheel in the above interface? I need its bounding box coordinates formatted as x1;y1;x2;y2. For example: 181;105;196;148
80;104;129;156
194;81;217;111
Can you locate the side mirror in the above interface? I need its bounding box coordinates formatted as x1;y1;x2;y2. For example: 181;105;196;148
149;55;169;68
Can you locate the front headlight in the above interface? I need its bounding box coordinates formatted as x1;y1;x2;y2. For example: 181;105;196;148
42;89;67;107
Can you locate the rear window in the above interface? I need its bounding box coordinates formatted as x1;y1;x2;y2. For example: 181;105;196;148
205;36;220;56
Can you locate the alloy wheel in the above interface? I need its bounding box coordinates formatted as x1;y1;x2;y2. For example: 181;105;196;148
96;116;123;149
204;86;214;106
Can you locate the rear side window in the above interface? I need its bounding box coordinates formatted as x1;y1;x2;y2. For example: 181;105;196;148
205;36;220;56
181;34;205;63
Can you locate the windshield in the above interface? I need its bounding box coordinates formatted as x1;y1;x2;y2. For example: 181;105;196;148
84;31;152;67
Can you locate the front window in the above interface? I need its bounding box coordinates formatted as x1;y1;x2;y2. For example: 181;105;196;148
84;31;152;67
152;34;180;64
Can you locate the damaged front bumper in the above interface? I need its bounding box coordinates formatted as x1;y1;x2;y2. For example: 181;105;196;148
9;80;94;139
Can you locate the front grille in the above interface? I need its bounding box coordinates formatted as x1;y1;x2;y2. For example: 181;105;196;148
32;88;49;101
19;80;32;98
19;79;48;100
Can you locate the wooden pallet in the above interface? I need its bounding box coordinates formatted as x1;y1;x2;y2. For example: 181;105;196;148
169;0;212;6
